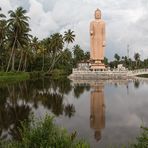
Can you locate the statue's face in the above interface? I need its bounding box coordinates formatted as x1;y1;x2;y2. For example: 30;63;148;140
95;11;101;19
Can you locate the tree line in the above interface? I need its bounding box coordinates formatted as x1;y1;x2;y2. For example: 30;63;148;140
107;52;148;70
0;7;89;74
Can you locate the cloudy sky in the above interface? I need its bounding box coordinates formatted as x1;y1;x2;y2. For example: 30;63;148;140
1;0;148;60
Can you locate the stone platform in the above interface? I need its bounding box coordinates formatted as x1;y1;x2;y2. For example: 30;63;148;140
68;69;131;80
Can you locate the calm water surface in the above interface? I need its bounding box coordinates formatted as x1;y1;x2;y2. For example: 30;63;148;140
0;78;148;147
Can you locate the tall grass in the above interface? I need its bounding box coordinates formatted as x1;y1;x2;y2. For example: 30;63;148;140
0;115;89;148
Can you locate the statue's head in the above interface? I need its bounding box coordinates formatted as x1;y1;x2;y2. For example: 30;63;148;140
95;8;101;19
94;130;101;141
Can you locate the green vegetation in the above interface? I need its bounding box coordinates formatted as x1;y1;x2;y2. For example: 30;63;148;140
108;53;148;70
51;69;69;79
0;72;29;82
0;5;90;81
131;126;148;148
0;7;90;76
0;115;89;148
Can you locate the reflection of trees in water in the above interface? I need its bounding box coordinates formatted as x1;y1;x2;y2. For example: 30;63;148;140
114;83;118;87
5;105;30;140
53;79;72;95
0;85;31;140
73;84;90;98
41;93;64;116
134;80;140;89
64;104;75;118
0;78;76;140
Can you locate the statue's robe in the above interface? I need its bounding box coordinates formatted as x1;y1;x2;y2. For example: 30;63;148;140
90;20;105;60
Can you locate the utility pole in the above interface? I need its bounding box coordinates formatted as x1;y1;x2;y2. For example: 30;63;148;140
127;44;130;70
127;44;129;59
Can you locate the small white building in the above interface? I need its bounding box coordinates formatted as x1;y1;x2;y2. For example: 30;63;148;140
77;62;90;70
117;64;126;71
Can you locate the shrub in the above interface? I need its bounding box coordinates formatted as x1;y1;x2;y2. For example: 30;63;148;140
131;126;148;148
0;115;89;148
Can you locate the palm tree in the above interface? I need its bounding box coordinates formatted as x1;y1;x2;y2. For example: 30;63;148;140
47;33;64;73
64;29;75;48
31;36;39;54
0;8;7;70
0;7;6;18
0;7;7;48
22;44;33;72
40;39;49;71
114;53;120;61
73;44;84;65
59;48;72;65
0;19;7;48
17;29;32;72
0;7;5;17
6;7;30;72
134;52;140;68
114;53;120;68
49;33;63;54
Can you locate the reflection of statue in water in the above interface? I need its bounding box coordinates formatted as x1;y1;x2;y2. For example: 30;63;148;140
90;83;105;141
90;8;106;70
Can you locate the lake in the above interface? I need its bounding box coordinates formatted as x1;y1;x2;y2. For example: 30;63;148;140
0;78;148;147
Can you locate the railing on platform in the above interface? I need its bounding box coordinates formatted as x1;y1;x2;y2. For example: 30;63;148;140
128;69;148;76
72;68;148;76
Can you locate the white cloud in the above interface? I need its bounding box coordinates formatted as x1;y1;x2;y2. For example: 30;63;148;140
0;0;13;15
1;0;148;59
27;0;59;38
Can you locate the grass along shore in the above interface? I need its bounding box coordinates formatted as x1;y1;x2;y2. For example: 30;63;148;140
0;72;30;82
0;71;48;82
